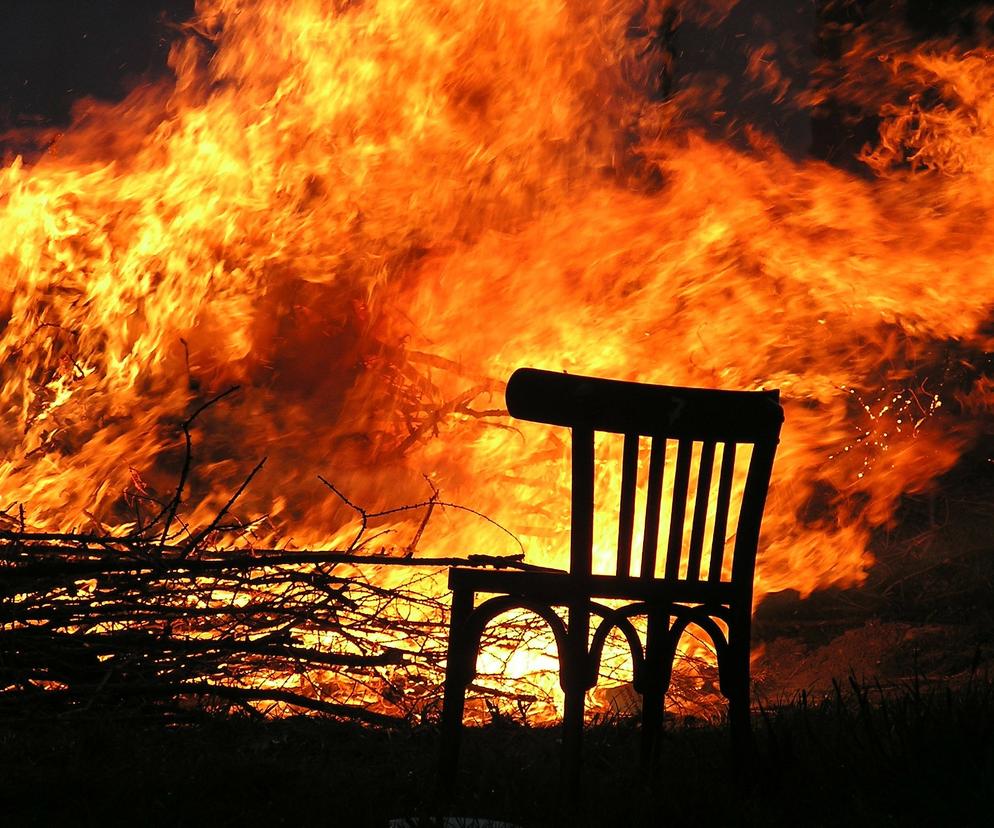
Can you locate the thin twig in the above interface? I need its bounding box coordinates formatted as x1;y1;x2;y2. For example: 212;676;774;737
152;385;241;548
179;456;266;558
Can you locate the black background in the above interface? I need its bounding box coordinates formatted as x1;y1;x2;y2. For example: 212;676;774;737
0;0;194;128
0;1;986;145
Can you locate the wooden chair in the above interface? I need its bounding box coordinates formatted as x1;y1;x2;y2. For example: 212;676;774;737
437;367;784;796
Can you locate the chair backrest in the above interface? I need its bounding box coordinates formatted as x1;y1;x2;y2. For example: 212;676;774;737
505;368;784;599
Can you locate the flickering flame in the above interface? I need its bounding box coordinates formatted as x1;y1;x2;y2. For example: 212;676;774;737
2;1;993;717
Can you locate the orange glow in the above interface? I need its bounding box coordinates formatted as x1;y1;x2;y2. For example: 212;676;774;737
2;1;993;718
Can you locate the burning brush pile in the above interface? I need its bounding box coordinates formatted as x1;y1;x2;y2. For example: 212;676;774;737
3;0;994;724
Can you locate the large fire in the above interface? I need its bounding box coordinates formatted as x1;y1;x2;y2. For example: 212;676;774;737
2;1;993;717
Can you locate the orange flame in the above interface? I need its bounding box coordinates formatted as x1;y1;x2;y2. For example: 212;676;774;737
2;1;993;714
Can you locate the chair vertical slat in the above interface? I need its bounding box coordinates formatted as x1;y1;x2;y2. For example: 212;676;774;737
664;439;694;580
616;434;639;577
571;427;596;575
686;440;716;581
640;437;667;579
708;443;737;582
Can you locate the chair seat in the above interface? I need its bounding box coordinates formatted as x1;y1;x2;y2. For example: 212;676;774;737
448;566;737;607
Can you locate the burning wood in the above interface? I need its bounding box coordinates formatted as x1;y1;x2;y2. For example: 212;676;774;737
1;495;721;722
0;388;537;721
0;518;536;722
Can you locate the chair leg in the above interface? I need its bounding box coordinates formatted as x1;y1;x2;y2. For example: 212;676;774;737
559;603;590;804
727;671;752;770
437;588;475;802
723;631;753;776
560;679;586;801
639;612;669;771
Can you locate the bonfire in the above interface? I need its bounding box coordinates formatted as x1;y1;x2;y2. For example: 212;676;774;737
2;0;993;726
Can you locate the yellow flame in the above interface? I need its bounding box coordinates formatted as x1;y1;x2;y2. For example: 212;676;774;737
3;0;994;717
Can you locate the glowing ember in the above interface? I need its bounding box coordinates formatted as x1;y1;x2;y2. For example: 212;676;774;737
2;1;993;717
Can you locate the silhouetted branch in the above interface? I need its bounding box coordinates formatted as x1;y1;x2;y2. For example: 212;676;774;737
144;385;241;547
318;475;525;556
0;382;556;724
179;455;266;558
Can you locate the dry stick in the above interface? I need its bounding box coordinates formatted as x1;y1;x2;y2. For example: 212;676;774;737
5;597;544;720
153;385;242;548
378;500;524;555
317;477;368;552
0;531;158;561
6;605;385;635
8;639;418;691
3;440;541;720
2;603;399;626
6;628;406;668
404;351;504;387
318;476;525;555
406;475;439;557
2;487;528;560
0;501;18;529
4;576;456;628
9;568;425;604
0;552;536;583
178;456;267;559
394;384;493;456
6;557;455;715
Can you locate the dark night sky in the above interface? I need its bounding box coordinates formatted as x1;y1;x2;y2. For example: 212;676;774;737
0;1;985;135
0;0;195;127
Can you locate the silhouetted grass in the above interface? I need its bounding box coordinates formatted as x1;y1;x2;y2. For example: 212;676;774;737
2;673;992;827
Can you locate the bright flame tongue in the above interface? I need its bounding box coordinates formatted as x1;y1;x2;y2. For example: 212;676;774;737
2;1;993;614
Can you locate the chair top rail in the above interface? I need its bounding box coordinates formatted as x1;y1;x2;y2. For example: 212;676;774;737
506;367;783;443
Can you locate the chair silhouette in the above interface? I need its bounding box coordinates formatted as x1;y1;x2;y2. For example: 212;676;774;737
437;368;784;795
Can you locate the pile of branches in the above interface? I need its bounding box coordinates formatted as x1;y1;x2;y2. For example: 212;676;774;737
0;527;538;724
0;388;540;725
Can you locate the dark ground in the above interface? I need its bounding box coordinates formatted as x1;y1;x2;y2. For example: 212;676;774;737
2;675;992;828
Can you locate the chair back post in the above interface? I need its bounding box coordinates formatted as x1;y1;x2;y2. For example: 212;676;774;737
730;423;781;614
570;427;596;577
